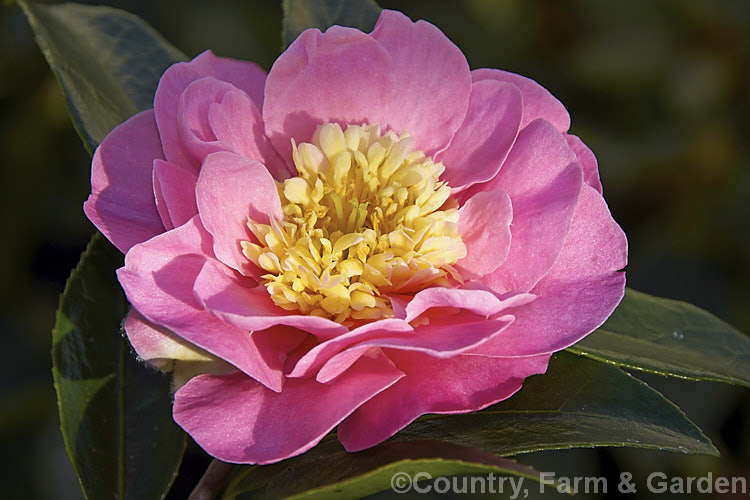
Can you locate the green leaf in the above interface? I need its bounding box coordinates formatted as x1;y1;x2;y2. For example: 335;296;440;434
568;288;750;387
52;234;185;500
282;0;382;49
19;0;186;152
392;352;718;457
223;440;548;500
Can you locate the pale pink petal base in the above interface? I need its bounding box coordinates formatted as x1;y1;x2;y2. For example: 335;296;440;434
123;309;213;369
173;350;404;464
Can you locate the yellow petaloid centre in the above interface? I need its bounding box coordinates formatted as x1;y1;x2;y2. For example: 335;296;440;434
241;123;467;323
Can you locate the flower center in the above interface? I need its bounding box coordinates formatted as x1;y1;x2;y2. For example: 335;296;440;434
241;123;466;323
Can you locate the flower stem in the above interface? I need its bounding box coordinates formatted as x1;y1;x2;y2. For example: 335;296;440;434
187;459;236;500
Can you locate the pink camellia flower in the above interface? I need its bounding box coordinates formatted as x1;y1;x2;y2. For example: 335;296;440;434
84;10;626;464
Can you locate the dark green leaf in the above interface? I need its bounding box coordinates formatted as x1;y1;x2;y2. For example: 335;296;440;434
223;440;548;500
392;352;717;457
568;288;750;386
52;234;185;500
282;0;381;49
19;0;186;152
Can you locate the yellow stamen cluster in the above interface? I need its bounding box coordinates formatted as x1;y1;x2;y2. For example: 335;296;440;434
241;123;466;323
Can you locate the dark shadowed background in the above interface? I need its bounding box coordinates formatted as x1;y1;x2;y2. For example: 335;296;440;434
1;1;748;498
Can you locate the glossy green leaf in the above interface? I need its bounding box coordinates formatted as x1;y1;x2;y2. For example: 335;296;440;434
568;288;750;386
393;352;718;457
52;234;185;500
282;0;381;49
223;440;548;500
19;0;185;152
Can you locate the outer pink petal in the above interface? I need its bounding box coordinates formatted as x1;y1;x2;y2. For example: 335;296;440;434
368;10;471;155
338;350;551;451
456;190;513;279
566;134;603;193
193;258;348;339
173;350;404;464
195;151;283;276
263;25;393;164
472;185;627;357
116;216;285;392
479;119;583;293
153;159;198;230
316;316;515;383
472;68;570;132
437;80;522;190
154;50;267;169
84;110;165;253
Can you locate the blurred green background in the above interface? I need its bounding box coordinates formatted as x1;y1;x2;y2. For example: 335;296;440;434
1;0;748;498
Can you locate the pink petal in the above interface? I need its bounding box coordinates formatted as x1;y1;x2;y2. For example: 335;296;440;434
472;68;570;132
173;77;287;179
208;89;291;179
263;10;472;163
388;295;409;319
154;50;267;169
456;190;513;279
368;9;471;155
193;258;348;339
547;185;627;279
175;77;236;166
263;25;393;165
83;110;165;253
292;288;535;383
288;319;413;379
338;350;551;451
404;287;534;323
438;80;522;190
123;309;212;370
479;119;583;294
173;350;404;464
195;151;283;276
472;185;627;357
290;290;535;381
153;160;198;230
316;315;516;384
566;134;603;193
116;216;285;392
